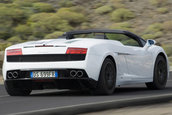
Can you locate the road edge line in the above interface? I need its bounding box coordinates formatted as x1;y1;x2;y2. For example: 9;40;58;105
13;93;172;115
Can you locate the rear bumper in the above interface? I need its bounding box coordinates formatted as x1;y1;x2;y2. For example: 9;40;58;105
3;61;86;80
5;78;97;90
5;69;97;90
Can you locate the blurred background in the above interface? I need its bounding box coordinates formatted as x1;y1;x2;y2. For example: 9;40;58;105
0;0;172;69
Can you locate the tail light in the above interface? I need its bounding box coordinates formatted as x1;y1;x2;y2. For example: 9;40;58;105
66;47;87;54
7;48;22;56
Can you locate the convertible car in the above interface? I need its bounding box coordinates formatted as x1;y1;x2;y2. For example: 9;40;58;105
2;29;169;96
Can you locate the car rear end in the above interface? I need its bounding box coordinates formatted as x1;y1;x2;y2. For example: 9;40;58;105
2;42;99;94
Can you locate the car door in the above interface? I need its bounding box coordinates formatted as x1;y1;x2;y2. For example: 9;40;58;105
107;33;153;83
120;36;154;82
124;45;153;81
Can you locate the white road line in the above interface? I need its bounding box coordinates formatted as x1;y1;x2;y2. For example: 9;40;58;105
31;89;69;95
12;93;172;115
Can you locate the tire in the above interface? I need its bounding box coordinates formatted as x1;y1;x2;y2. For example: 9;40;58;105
94;58;116;95
146;55;168;90
5;81;32;96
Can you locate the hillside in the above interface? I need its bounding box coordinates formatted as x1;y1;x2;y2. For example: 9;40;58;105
0;0;172;66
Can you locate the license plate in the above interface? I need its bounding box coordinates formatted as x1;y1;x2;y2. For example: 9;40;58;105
30;71;58;78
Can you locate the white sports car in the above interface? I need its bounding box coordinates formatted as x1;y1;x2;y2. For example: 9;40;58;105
2;29;169;96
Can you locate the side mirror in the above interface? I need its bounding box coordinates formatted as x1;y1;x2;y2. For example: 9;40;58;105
148;39;156;45
144;39;156;50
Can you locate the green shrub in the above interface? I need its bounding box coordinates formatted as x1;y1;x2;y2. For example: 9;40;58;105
93;3;104;9
80;22;93;30
0;0;12;3
157;7;168;14
0;24;12;40
144;23;163;33
14;25;32;37
59;0;74;7
150;0;168;7
13;9;27;22
111;8;135;22
44;31;64;39
109;22;133;31
27;36;37;41
163;21;172;31
142;34;156;40
13;0;33;7
33;2;55;12
154;31;163;38
142;31;163;40
110;0;125;8
28;13;53;22
70;6;86;14
112;22;131;28
28;13;73;38
0;42;12;51
0;6;14;39
0;6;26;23
143;23;164;40
6;3;34;19
95;5;113;14
162;45;172;57
57;8;86;24
7;36;23;43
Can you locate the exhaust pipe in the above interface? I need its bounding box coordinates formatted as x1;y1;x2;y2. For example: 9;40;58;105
77;71;83;78
70;70;77;77
13;71;18;78
7;72;13;79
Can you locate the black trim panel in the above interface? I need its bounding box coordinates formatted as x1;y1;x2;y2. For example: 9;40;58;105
5;78;97;90
6;69;89;80
7;54;86;62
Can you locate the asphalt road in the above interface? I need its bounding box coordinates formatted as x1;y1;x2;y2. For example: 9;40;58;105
0;72;171;115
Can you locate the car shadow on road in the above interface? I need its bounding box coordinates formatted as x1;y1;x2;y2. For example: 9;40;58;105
29;86;164;97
